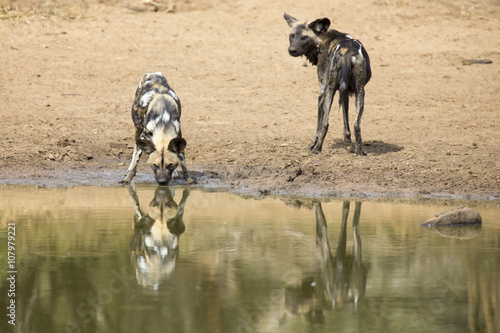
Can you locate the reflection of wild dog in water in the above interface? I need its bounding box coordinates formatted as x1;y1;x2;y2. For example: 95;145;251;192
121;72;194;185
285;201;366;321
126;185;190;288
314;201;366;309
284;13;371;155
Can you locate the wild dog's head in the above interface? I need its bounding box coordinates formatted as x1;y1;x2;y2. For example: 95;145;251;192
147;137;186;185
284;13;331;65
138;72;168;91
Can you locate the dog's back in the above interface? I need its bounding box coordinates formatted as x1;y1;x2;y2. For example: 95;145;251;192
326;35;371;92
132;72;182;147
322;33;371;111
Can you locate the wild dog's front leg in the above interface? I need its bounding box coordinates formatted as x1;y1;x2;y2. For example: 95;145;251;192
178;153;195;185
307;82;327;151
310;86;335;154
354;87;366;156
121;145;143;184
307;95;323;150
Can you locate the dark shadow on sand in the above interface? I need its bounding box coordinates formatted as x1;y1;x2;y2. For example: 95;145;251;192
329;139;404;156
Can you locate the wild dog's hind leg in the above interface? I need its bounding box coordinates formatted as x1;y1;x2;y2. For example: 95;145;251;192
121;145;143;184
341;95;352;147
354;86;366;156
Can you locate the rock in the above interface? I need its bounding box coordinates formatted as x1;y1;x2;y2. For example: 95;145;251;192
421;206;482;226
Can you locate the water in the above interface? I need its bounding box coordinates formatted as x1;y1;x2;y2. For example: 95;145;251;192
0;185;499;333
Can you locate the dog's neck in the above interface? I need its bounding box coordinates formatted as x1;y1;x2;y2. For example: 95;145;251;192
304;48;321;66
304;37;326;66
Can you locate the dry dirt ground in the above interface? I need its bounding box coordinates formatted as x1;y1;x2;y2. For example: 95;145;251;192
1;0;499;199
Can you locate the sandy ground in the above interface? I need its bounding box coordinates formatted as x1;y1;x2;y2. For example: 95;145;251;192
0;0;499;199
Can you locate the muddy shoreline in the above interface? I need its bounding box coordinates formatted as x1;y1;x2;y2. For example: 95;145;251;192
1;162;498;201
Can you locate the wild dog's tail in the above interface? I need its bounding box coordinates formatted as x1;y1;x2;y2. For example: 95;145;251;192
337;59;350;112
338;58;351;112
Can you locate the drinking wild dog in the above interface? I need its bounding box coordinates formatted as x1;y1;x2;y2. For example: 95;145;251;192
121;72;194;185
284;13;371;155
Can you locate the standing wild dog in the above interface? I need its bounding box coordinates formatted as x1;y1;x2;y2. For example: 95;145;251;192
121;72;194;185
284;13;371;155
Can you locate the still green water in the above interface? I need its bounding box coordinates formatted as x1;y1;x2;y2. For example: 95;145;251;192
0;185;499;333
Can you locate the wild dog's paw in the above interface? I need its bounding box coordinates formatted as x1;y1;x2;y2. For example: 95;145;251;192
186;178;196;185
120;172;133;184
307;137;318;150
355;143;366;156
310;145;322;154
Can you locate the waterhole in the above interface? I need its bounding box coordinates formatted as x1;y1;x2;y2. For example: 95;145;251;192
0;185;498;333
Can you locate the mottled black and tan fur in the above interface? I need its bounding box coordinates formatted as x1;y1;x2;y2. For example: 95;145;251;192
121;72;194;185
284;13;371;155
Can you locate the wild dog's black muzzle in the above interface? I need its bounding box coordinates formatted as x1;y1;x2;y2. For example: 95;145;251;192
288;48;300;57
155;171;171;186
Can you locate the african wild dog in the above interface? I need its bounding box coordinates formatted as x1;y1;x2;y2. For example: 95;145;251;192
121;72;194;185
284;13;371;155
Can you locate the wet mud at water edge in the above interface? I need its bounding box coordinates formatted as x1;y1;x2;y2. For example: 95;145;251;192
0;165;498;200
0;185;499;333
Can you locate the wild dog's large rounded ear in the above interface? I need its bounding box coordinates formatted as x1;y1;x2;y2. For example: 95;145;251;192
137;140;155;154
284;13;298;27
168;137;187;155
309;18;330;34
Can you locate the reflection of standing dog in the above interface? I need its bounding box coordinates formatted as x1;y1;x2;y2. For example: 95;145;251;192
284;13;371;155
126;185;190;288
285;201;366;322
315;201;366;309
121;72;194;185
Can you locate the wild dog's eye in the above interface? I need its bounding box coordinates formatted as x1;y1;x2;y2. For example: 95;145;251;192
289;33;295;40
166;163;175;171
152;164;159;172
300;35;308;41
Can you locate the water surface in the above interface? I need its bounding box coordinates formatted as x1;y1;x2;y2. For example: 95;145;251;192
0;185;499;333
